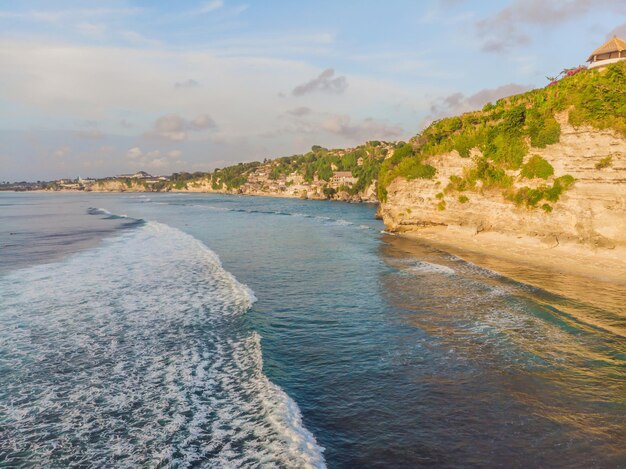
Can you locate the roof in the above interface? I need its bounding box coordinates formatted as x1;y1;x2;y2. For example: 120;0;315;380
587;36;626;62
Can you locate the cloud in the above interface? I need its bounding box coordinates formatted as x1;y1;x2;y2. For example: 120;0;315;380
126;147;143;159
292;69;348;96
119;31;160;47
145;114;217;142
119;119;134;129
76;22;106;35
53;145;71;157
426;83;533;124
199;0;224;13
0;8;140;23
175;79;201;89
77;129;104;140
189;114;216;130
286;106;313;117
476;0;626;53
608;22;626;39
321;115;403;140
125;147;180;170
0;39;438;180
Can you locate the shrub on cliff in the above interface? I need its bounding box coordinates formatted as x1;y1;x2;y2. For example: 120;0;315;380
378;60;625;207
509;175;575;207
520;155;554;180
377;144;437;200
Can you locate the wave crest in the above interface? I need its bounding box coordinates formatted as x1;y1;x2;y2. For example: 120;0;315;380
0;216;324;467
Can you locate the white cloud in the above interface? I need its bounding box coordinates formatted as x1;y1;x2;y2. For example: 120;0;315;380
0;8;141;23
76;22;106;35
125;147;177;170
0;40;438;178
53;145;71;157
199;0;224;13
145;113;217;142
126;147;143;159
476;0;626;53
321;115;403;141
119;31;160;47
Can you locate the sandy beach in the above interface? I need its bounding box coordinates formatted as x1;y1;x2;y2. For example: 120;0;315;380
396;226;626;316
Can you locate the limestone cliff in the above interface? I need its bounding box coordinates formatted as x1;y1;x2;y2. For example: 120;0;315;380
380;114;626;250
87;180;151;192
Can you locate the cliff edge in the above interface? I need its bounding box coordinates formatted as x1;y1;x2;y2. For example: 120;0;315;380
378;62;626;280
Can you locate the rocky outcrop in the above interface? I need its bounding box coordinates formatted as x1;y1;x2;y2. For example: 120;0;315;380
380;115;626;249
86;180;151;192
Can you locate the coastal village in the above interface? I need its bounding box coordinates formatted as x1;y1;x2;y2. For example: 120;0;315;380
10;140;398;202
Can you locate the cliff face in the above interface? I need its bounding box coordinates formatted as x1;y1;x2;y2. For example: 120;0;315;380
380;115;626;249
87;180;151;192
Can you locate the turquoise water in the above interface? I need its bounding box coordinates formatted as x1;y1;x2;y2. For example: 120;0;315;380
1;192;625;467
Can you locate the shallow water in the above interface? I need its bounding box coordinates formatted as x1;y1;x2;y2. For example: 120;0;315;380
1;192;624;467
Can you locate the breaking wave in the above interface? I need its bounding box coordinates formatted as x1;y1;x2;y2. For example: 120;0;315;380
0;217;325;467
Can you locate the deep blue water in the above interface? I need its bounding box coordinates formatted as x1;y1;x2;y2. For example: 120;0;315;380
1;192;625;468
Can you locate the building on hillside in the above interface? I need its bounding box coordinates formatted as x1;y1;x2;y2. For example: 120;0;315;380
587;36;626;70
357;157;364;166
330;171;357;188
287;172;304;185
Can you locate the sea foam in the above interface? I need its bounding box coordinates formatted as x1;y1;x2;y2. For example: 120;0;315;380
0;214;325;468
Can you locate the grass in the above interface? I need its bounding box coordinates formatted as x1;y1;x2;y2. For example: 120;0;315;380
595;156;613;169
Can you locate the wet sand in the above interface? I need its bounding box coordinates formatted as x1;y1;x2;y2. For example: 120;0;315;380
397;226;626;317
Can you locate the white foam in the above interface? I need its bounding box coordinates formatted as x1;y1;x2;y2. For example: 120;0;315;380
0;216;324;467
407;261;455;276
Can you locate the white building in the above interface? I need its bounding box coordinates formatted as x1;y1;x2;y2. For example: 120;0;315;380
330;171;358;187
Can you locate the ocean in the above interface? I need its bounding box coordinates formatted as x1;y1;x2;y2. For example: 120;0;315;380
1;192;625;468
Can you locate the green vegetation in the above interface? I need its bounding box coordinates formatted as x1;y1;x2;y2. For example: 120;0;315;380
322;186;337;199
508;175;575;208
595;155;613;169
377;143;437;200
520;155;554;179
458;195;469;204
436;200;446;211
378;61;626;208
211;162;261;189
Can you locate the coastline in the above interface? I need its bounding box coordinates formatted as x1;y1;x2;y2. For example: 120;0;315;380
15;189;626;290
395;225;626;314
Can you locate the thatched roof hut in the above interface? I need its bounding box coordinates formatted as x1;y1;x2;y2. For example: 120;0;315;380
587;36;626;69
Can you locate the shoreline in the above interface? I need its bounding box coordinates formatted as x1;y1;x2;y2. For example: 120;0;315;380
396;226;626;313
8;190;626;301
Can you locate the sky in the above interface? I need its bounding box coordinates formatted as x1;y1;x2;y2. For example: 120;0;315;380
1;0;625;181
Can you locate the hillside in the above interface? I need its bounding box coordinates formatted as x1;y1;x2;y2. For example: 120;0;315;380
88;141;397;202
378;61;626;270
72;61;626;259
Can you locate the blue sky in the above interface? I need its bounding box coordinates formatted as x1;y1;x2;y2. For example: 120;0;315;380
1;0;625;180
